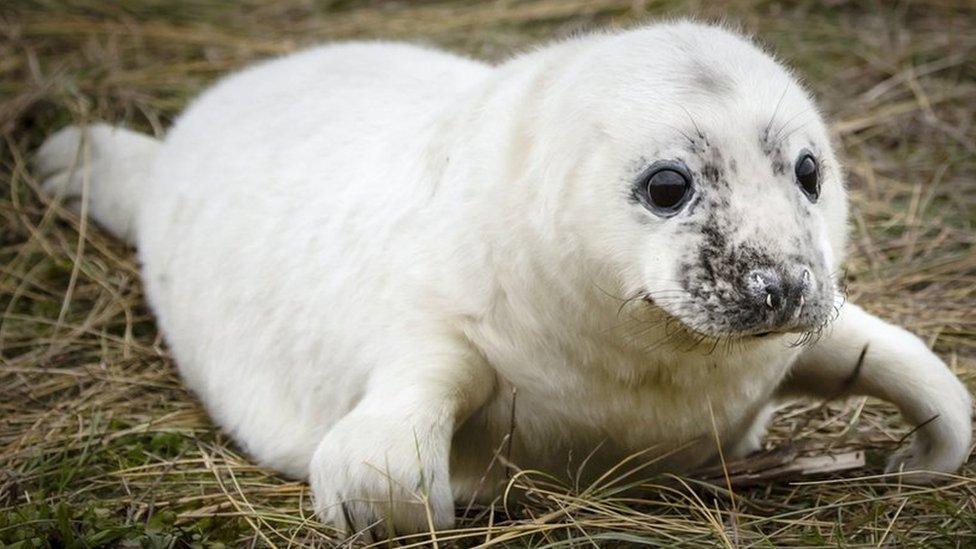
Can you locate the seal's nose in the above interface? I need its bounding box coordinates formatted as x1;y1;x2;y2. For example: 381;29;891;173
756;272;784;310
746;268;811;322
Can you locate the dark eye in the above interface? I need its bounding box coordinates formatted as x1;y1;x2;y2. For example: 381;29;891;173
795;151;820;201
638;161;694;215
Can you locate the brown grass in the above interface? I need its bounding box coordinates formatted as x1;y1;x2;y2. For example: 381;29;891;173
1;0;975;546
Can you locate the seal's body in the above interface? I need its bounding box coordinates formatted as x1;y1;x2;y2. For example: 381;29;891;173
37;23;972;532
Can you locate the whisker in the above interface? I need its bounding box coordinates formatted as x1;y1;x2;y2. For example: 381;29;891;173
775;119;814;148
772;106;814;144
764;82;792;138
679;105;706;140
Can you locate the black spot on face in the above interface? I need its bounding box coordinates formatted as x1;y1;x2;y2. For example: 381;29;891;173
671;208;834;335
698;147;727;189
759;128;790;176
683;134;708;156
677;215;777;332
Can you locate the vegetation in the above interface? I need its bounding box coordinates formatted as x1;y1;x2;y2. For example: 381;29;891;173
1;0;974;546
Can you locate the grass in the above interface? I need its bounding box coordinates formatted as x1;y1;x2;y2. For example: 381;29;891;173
1;0;974;546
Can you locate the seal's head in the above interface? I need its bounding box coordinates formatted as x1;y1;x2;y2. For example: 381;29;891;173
533;22;848;340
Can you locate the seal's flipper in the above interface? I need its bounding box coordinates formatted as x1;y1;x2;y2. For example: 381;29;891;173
35;123;160;244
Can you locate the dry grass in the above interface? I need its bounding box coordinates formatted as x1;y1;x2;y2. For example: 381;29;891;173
1;0;975;546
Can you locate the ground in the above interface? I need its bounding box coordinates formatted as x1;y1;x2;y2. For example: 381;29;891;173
1;0;974;547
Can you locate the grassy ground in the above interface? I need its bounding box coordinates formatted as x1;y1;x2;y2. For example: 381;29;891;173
1;0;975;546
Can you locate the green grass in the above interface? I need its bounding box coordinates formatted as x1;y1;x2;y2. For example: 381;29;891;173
2;0;975;546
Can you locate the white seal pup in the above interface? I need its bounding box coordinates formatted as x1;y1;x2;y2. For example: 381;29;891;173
36;21;972;533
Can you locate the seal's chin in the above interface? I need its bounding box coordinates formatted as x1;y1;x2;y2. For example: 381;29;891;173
684;323;803;344
640;295;812;342
739;319;826;339
709;323;814;340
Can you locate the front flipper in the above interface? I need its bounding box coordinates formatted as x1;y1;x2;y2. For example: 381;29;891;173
779;303;972;480
309;337;494;536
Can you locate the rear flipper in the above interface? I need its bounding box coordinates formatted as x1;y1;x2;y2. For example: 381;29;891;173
35;123;160;244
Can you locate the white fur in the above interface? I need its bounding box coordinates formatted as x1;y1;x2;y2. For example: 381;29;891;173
37;22;972;533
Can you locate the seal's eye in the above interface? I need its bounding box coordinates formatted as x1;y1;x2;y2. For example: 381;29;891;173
795;151;820;202
638;161;694;216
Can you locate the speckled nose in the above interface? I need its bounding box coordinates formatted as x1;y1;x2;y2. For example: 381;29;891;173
746;267;811;322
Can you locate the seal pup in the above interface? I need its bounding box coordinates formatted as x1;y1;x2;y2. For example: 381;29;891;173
36;21;972;533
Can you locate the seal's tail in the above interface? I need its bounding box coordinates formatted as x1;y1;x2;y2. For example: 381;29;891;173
35;124;160;244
